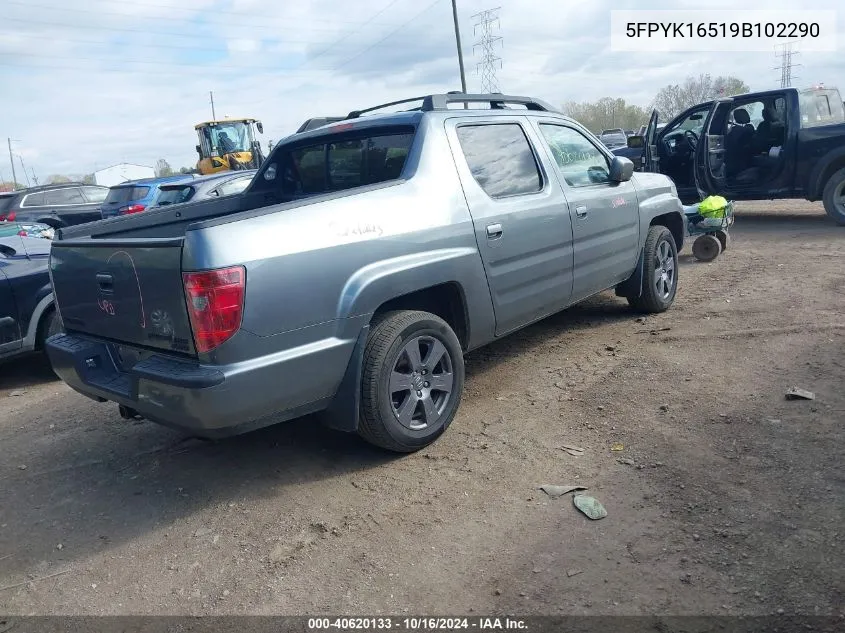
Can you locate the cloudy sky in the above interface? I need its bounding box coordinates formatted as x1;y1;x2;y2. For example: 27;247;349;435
0;0;842;180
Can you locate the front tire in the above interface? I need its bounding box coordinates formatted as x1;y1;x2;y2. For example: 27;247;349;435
822;167;845;226
627;225;679;313
358;310;465;453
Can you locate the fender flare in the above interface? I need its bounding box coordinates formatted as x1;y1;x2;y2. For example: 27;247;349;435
808;147;845;200
22;291;54;352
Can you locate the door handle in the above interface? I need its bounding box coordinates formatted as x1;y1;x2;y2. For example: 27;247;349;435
486;223;503;239
575;205;588;218
96;273;114;293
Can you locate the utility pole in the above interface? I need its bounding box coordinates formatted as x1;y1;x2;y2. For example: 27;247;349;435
472;7;503;94
30;169;39;186
774;42;801;88
18;156;30;187
451;0;468;94
7;138;18;190
209;91;217;121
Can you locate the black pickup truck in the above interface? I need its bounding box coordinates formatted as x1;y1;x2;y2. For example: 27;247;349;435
618;86;845;224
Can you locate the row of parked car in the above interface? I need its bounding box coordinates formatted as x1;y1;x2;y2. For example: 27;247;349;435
0;169;258;365
0;170;257;229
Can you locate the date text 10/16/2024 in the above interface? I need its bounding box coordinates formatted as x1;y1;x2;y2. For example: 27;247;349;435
308;617;528;631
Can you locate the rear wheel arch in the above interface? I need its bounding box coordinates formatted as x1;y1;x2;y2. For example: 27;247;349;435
811;153;845;200
372;282;469;351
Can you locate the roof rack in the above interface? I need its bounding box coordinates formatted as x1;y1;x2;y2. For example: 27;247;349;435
346;92;558;119
21;181;88;192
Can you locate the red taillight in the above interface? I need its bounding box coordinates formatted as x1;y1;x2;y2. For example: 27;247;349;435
119;204;146;215
182;266;245;354
0;211;16;221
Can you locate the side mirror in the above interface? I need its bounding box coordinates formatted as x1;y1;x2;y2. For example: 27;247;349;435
627;135;644;148
609;156;634;182
256;121;264;134
195;145;202;156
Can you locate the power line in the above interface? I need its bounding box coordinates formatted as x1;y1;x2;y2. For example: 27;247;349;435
3;0;405;33
333;0;444;69
66;0;401;27
472;7;502;94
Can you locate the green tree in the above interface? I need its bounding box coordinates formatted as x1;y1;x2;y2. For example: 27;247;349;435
82;173;95;184
45;174;72;184
651;74;750;119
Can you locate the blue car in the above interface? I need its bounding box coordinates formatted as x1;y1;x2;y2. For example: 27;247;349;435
100;175;195;219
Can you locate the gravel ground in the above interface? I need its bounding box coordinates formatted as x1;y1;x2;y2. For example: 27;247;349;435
0;200;842;616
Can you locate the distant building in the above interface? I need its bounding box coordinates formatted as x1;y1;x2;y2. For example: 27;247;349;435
93;163;155;187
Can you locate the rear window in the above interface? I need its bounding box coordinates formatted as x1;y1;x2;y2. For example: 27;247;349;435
255;126;415;199
156;186;195;206
105;186;150;205
456;123;542;198
0;196;14;213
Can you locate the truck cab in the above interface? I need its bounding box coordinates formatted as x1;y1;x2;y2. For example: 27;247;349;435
637;86;845;224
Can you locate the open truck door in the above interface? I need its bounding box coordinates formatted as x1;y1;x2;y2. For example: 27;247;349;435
693;99;733;199
643;109;659;172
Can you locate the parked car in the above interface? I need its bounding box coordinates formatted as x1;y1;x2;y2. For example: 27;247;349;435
0;232;60;364
45;92;685;453
631;85;845;223
100;175;195;219
0;183;109;228
598;130;628;150
151;170;257;208
0;222;55;240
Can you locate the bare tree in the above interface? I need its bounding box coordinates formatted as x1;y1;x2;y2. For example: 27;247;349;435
561;98;649;134
155;159;174;177
651;74;750;119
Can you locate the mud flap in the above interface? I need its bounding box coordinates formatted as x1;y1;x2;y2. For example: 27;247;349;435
317;324;369;433
615;248;645;299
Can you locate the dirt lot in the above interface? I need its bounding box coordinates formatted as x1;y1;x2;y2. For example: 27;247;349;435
0;201;843;617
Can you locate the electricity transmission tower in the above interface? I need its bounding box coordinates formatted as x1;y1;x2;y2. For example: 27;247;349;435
472;7;502;94
774;42;801;88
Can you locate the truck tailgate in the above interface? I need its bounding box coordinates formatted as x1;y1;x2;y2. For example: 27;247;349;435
50;238;196;355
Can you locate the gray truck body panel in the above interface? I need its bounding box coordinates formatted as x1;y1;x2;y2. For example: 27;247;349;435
46;103;683;437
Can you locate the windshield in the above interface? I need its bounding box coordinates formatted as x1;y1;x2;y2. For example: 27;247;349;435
156;185;195;206
203;122;252;156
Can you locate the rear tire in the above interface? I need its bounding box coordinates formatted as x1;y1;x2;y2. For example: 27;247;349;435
822;167;845;226
627;225;679;314
715;230;730;252
692;234;722;262
358;310;465;453
38;309;63;377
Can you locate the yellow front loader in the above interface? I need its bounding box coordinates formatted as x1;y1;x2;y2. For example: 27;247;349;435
195;118;265;175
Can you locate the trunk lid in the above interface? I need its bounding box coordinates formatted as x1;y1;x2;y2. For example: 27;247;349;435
50;238;196;355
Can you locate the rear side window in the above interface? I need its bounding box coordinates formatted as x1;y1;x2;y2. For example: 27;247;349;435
105;186;150;204
215;176;252;197
256;127;414;199
44;188;86;205
456;123;542;198
21;192;45;207
82;186;108;203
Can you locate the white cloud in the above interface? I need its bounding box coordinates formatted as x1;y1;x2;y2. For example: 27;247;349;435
0;0;842;178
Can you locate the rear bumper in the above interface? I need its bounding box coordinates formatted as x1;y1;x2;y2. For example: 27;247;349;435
45;331;355;437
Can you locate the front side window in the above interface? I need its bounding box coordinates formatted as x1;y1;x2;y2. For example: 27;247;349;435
539;124;611;187
456;123;542;198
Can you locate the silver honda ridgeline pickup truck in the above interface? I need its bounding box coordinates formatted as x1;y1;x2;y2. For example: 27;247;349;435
46;93;685;452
